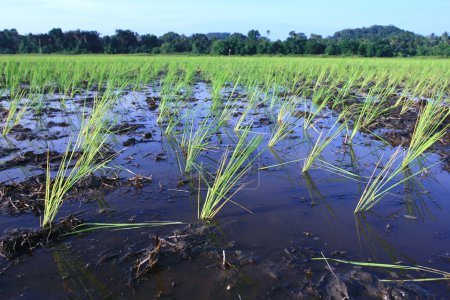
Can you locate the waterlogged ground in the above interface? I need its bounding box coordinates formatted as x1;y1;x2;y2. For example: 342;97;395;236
1;81;450;299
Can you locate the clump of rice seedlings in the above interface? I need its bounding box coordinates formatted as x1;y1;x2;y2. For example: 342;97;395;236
210;72;228;110
3;61;21;97
329;70;361;111
181;113;222;173
402;95;450;168
302;119;345;173
199;129;263;220
215;101;237;127
42;95;117;227
354;147;434;213
268;83;283;111
303;86;333;129
233;86;261;132
268;97;301;147
43;131;113;227
159;84;184;124
395;77;432;114
2;91;30;137
343;84;391;144
30;94;46;115
313;257;450;283
164;112;182;135
157;71;180;123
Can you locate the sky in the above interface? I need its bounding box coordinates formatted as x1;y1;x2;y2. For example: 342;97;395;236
0;0;449;39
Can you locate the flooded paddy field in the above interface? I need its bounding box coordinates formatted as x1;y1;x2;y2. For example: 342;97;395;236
0;56;450;299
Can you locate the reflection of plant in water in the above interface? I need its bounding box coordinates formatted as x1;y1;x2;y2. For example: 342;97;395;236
267;147;300;187
355;213;414;264
302;172;325;207
401;166;434;221
162;133;186;174
53;246;110;299
302;172;338;224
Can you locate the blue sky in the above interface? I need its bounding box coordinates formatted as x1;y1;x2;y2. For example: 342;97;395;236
0;0;448;39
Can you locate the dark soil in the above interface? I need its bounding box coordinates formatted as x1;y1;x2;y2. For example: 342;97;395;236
129;225;437;299
0;174;129;215
47;121;70;127
0;147;18;159
110;123;145;135
0;215;82;259
6;124;70;141
0;150;72;171
146;97;159;110
295;269;436;299
0;174;46;215
33;107;63;117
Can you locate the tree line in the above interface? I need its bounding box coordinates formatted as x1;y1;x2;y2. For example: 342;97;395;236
0;25;449;57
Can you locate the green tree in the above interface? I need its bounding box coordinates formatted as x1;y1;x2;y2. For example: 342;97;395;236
191;34;210;54
139;34;159;53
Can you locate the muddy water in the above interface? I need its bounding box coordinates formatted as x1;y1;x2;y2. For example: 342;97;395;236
0;85;449;299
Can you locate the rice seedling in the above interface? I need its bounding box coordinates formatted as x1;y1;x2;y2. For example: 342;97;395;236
2;61;21;97
268;97;302;147
42;93;118;227
210;71;228;110
302;82;336;129
42;133;113;227
181;112;222;173
2;91;30;137
343;84;392;144
302;119;345;173
233;85;261;132
402;95;450;168
354;147;438;213
156;71;179;124
313;257;450;283
66;221;183;235
199;129;263;220
164;111;182;135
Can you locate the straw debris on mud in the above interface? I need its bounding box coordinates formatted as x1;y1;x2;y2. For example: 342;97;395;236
0;215;82;259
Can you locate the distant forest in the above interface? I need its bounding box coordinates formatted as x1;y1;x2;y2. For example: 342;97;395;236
0;25;449;57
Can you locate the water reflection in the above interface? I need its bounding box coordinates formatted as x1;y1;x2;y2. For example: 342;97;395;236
53;246;110;299
355;213;415;264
